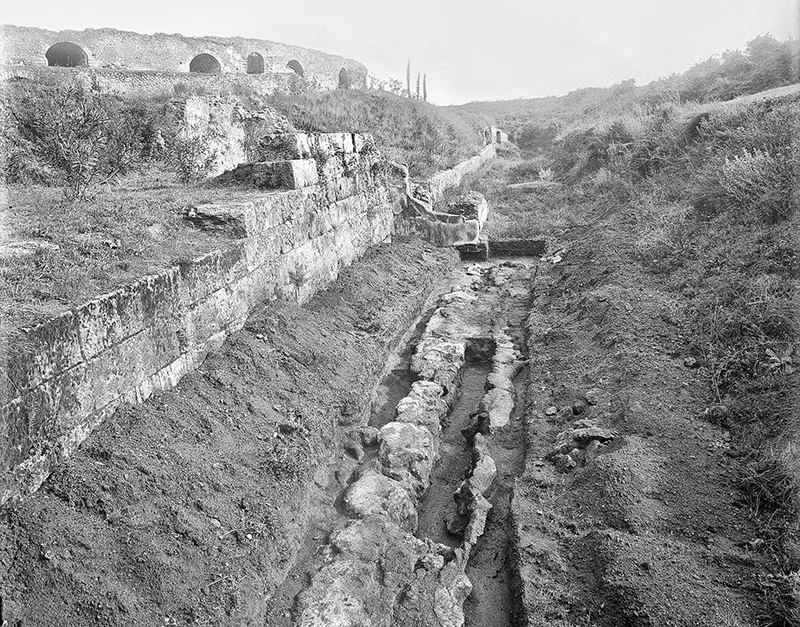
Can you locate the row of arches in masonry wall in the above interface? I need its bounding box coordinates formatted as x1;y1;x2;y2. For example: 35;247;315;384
43;42;353;88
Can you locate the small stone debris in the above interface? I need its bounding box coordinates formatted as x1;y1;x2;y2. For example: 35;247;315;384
704;405;728;422
584;388;601;405
544;406;558;416
553;454;576;473
343;434;365;461
357;426;380;447
683;356;699;368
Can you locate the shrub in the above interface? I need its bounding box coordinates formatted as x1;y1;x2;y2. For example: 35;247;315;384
10;80;112;200
5;79;172;197
692;100;799;223
172;128;220;184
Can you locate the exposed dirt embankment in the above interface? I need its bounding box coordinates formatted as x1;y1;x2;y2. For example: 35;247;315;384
510;220;772;625
0;239;458;626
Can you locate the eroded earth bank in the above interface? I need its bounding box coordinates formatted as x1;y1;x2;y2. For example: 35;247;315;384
1;210;786;627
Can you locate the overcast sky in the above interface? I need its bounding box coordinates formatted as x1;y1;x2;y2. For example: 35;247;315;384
3;0;798;104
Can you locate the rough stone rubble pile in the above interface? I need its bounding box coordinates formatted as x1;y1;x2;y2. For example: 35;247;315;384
296;263;531;627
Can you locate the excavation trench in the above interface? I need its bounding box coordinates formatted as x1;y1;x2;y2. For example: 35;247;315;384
263;259;535;627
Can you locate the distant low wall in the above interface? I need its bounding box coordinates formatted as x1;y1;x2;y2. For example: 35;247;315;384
0;133;394;505
0;65;308;97
429;144;496;202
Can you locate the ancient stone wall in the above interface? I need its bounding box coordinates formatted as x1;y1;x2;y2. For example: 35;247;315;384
0;25;367;91
428;144;496;202
0;133;393;505
0;64;307;97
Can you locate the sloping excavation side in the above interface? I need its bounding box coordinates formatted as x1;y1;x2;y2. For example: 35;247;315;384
0;240;458;627
293;261;534;627
508;237;771;626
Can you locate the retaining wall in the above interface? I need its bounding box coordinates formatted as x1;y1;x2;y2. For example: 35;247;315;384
0;133;393;505
429;144;496;202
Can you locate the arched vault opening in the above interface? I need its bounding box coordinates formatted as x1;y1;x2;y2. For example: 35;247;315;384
45;42;88;67
189;53;221;74
338;67;351;89
247;52;264;74
287;60;304;76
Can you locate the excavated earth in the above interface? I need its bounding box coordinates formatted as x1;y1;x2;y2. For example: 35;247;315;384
0;240;460;626
0;204;779;627
510;216;772;626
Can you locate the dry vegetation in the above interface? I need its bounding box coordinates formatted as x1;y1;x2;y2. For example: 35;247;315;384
459;82;799;622
0;76;484;333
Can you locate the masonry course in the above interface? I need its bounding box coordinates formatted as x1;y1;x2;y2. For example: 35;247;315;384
0;24;367;92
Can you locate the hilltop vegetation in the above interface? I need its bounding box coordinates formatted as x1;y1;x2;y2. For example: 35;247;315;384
263;89;483;177
449;34;798;156
448;70;800;621
1;76;483;197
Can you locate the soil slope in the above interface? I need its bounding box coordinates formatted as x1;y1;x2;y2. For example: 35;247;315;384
0;239;458;626
511;213;771;625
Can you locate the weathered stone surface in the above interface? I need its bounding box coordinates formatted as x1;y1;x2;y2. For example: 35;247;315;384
343;470;418;531
252;159;319;189
410;338;466;399
2;25;369;92
378;422;437;495
297;518;472;627
185;204;248;238
1;133;395;506
572;426;615;446
485;372;513;392
446;192;489;224
479;387;515;430
455;433;497;515
357;426;380;448
428;144;496;202
548;422;616;459
395;380;448;436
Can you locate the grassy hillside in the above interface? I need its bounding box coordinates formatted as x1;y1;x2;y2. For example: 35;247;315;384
451;84;799;621
264;89;484;178
448;34;799;157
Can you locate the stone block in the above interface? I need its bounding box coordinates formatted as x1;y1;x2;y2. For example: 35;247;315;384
252;159;319;189
378;421;437;495
343;470;418;531
395;381;448;436
479;388;515;430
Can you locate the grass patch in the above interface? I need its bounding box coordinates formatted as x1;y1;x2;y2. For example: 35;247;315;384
264;89;484;178
0;169;269;331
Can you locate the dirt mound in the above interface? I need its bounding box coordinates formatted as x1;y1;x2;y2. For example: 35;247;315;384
0;239;458;626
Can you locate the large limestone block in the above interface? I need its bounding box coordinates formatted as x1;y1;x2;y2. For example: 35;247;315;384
479;388;514;430
297;518;472;627
343;470;418;531
378;421;437;495
410;338;465;399
252;159;319;189
395;380;449;436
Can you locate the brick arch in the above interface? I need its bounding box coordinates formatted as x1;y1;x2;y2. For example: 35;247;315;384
189;53;221;74
45;42;88;67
